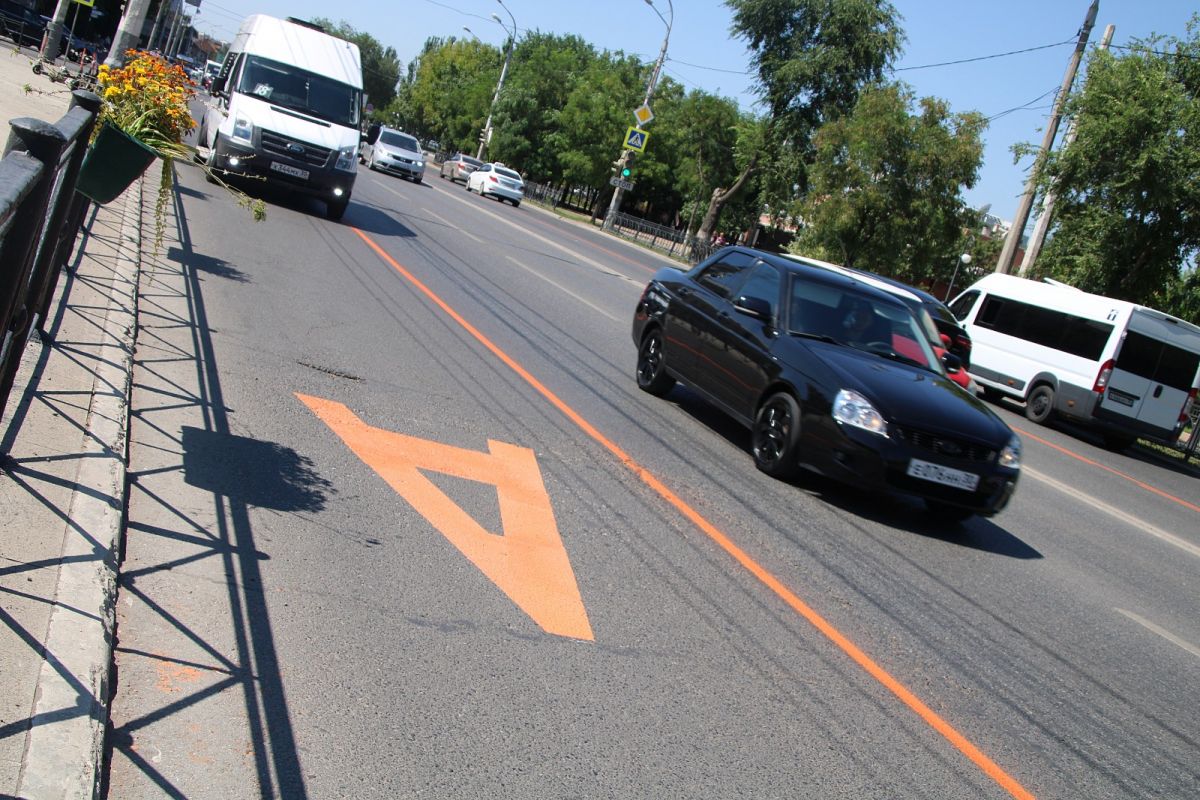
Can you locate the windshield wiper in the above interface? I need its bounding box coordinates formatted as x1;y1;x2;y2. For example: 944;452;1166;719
790;331;839;344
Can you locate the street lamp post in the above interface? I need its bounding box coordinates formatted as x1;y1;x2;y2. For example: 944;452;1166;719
603;0;673;231
945;253;971;302
476;0;516;161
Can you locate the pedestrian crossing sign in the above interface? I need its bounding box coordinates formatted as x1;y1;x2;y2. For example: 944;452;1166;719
624;127;649;152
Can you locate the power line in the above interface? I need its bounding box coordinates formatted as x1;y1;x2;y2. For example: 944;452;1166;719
986;87;1059;122
895;39;1075;72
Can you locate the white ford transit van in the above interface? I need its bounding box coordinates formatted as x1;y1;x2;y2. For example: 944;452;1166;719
948;273;1200;449
200;15;363;220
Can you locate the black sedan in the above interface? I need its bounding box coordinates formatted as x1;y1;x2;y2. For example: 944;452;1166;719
631;247;1020;520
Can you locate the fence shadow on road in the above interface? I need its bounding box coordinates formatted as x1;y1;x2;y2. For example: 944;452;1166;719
103;172;321;798
0;202;119;762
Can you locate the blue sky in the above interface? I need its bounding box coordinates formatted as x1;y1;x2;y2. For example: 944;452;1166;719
192;0;1197;220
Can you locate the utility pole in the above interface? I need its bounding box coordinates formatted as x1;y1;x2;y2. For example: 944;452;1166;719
603;0;672;231
106;0;156;67
1019;23;1114;277
996;0;1098;274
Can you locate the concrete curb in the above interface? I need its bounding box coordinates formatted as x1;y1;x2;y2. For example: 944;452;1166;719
16;181;141;800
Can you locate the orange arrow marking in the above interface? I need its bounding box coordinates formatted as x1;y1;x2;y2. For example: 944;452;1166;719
297;393;593;641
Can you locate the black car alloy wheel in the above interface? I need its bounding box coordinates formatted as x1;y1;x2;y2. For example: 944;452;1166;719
753;392;801;479
636;329;675;396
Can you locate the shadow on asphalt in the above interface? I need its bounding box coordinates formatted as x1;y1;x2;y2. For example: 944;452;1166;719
102;174;315;798
665;385;1042;560
182;426;329;512
166;246;246;283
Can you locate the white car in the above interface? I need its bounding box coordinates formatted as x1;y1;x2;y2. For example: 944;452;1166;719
465;163;524;206
361;127;425;183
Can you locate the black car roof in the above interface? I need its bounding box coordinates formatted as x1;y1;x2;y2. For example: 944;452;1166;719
711;247;915;312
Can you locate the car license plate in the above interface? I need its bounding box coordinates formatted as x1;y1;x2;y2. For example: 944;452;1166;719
906;459;980;491
270;161;309;180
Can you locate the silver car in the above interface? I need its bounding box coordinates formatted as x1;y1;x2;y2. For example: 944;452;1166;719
361;127;425;183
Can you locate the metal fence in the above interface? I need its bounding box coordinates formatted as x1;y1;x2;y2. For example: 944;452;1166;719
0;90;102;447
522;180;717;265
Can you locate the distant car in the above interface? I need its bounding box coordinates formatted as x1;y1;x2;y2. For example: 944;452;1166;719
0;7;46;49
360;126;425;183
465;162;524;206
631;246;1021;521
439;153;482;184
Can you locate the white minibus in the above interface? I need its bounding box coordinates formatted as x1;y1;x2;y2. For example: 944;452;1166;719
948;273;1200;449
199;15;363;220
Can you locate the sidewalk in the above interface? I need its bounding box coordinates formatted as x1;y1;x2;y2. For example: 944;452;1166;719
0;44;143;799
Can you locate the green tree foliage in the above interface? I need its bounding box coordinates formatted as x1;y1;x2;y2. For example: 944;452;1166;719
548;51;645;211
1024;17;1200;322
398;36;498;151
726;0;905;199
789;82;986;284
489;33;600;181
314;19;403;111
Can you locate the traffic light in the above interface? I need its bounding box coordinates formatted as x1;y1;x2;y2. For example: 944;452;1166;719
622;151;636;178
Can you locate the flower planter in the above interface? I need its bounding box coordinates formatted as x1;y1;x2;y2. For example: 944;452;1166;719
75;123;159;205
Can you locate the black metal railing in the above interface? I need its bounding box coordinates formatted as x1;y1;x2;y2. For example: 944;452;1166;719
0;90;102;448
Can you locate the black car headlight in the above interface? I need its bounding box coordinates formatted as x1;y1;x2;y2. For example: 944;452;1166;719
999;435;1021;470
832;389;888;437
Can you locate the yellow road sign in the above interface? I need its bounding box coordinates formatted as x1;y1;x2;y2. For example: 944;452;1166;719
624;126;649;152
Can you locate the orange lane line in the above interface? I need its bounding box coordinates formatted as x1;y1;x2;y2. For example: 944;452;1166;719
1012;425;1200;514
351;227;1036;800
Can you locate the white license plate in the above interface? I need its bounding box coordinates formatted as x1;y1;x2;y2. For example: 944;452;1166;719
906;459;980;491
270;161;309;180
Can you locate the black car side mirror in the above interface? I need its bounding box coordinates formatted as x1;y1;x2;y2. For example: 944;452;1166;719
942;352;963;373
734;295;772;320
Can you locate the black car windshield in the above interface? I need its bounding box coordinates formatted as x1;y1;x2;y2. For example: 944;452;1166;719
380;131;420;151
788;281;941;370
236;55;361;127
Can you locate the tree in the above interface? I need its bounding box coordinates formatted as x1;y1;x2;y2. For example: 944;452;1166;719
789;82;986;284
1021;16;1200;320
399;36;498;151
314;19;402;110
488;32;599;182
697;0;905;242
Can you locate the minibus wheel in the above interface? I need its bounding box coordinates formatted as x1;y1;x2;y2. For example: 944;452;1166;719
1025;384;1054;424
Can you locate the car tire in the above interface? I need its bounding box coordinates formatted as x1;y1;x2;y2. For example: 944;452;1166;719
204;134;222;184
635;328;675;397
512;200;520;207
752;392;802;480
1024;384;1055;424
414;177;422;184
924;500;974;523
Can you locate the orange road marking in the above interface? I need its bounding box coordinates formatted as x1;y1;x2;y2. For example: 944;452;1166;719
296;393;593;641
349;227;1036;800
1013;425;1200;514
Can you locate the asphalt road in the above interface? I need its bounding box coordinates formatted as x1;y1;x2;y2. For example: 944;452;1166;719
104;151;1200;799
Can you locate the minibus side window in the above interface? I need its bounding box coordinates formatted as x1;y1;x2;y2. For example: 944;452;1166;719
948;290;979;321
976;294;1112;359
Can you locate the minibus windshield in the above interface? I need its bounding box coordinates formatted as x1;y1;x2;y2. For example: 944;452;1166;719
236;55;361;127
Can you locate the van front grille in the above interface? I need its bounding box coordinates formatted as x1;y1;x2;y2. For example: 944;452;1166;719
260;131;331;167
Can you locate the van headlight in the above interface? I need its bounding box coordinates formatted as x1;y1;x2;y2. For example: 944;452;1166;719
231;115;253;144
334;146;357;171
999;435;1021;469
832;389;888;437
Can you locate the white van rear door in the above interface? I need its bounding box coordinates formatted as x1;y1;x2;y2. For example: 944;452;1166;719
1103;312;1200;433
